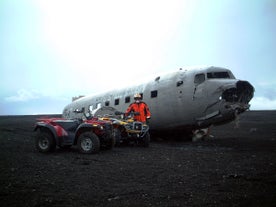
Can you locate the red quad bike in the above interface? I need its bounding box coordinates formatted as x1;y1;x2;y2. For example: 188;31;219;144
34;109;115;154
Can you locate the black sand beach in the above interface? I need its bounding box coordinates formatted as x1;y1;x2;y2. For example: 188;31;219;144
0;111;275;207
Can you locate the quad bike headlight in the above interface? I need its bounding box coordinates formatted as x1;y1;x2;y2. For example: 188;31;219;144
93;124;103;130
133;122;142;130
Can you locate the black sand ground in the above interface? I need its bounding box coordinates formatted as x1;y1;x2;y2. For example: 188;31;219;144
0;111;275;207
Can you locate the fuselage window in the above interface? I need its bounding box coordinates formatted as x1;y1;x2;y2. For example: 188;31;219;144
105;101;110;106
115;98;119;105
125;96;130;103
151;90;158;98
207;72;230;79
194;73;205;85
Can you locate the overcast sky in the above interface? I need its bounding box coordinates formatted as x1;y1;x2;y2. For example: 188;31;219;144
1;0;276;115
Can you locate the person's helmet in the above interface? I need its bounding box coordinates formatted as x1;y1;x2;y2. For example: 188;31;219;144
134;93;142;99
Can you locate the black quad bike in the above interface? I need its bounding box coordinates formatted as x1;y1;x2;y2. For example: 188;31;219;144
34;110;115;154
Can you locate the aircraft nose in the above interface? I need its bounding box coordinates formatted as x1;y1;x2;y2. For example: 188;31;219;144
222;80;254;112
237;81;254;103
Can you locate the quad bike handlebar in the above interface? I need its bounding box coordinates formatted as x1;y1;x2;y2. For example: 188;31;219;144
115;111;140;118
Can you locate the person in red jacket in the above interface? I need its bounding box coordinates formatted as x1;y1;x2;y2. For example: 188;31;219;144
125;93;151;123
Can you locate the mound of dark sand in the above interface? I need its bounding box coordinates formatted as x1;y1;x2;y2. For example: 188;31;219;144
0;111;275;207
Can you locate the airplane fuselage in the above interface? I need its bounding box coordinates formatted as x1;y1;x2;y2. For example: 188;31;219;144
62;66;254;135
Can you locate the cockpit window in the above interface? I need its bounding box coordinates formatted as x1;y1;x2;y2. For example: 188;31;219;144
207;72;230;79
194;73;205;85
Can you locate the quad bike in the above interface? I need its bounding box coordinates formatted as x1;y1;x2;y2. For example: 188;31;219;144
34;109;115;154
95;107;150;147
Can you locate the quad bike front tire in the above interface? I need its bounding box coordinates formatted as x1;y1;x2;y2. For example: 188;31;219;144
142;132;150;147
104;133;116;150
35;130;56;153
77;131;100;154
113;128;122;146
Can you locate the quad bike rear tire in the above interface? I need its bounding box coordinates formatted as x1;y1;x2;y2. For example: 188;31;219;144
77;131;100;154
35;130;56;153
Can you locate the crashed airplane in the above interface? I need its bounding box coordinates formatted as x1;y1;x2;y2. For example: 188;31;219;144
62;66;254;139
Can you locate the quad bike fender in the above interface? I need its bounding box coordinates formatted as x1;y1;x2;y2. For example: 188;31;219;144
34;123;67;144
76;123;103;132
